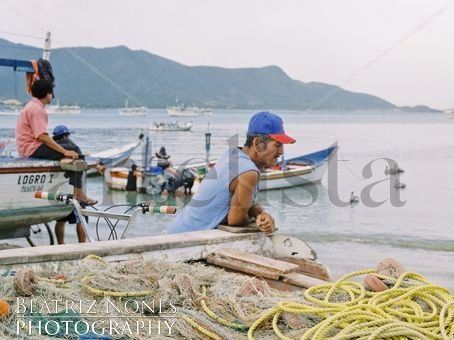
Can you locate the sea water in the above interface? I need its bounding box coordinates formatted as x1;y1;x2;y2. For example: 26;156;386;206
1;109;453;290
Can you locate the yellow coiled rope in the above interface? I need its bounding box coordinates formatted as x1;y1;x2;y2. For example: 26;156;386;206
247;270;454;340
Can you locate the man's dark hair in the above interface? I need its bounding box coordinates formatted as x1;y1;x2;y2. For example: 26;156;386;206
244;134;272;148
31;80;53;99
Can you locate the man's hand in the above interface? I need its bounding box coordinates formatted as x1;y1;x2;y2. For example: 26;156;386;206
63;150;79;159
256;212;275;234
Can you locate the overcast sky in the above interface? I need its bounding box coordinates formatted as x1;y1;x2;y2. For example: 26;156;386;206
1;0;453;109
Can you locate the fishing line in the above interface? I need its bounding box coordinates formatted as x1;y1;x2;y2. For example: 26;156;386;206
0;30;43;40
337;148;365;180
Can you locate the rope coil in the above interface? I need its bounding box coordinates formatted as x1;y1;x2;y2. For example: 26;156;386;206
247;270;454;340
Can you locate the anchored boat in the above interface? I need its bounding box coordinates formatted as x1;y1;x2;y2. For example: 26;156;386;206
118;99;147;116
85;137;143;175
166;105;199;117
150;121;193;132
259;143;337;190
46;100;81;115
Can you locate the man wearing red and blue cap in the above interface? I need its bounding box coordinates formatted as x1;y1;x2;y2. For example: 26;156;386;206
168;111;295;234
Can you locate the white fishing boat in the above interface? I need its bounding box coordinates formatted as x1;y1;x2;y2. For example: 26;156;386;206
47;100;81;115
118;99;147;116
0;158;73;243
0;99;21;115
85;138;143;175
198;108;213;115
150;121;193;132
259;144;338;190
166;105;199;117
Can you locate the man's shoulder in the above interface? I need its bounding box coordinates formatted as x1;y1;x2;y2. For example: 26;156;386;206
23;100;46;115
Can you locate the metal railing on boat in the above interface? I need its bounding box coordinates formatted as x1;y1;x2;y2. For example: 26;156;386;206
34;191;176;242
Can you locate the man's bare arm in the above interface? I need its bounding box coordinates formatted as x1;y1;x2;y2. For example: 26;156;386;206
227;171;258;226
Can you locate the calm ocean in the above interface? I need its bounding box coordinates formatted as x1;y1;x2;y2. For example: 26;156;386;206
1;109;453;290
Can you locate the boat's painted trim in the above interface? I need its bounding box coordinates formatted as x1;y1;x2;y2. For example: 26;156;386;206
0;166;61;174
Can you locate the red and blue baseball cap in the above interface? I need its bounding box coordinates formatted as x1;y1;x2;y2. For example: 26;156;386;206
247;111;296;144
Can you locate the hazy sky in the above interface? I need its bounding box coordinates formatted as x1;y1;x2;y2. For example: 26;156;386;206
1;0;453;109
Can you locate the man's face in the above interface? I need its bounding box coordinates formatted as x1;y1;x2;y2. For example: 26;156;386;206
255;138;283;169
43;93;52;105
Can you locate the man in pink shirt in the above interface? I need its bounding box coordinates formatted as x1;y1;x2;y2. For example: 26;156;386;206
15;80;96;204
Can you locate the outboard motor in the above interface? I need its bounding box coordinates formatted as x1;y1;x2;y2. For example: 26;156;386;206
162;168;195;195
181;169;195;195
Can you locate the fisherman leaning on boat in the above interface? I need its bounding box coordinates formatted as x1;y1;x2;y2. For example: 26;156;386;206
15;79;96;205
167;111;295;234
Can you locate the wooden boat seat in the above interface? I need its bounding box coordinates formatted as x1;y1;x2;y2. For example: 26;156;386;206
207;248;329;288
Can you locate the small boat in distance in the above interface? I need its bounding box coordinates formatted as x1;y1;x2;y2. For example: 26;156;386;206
118;99;147;116
0;99;21;115
167;105;199;117
47;99;81;115
150;121;193;132
167;106;212;116
198;108;213;115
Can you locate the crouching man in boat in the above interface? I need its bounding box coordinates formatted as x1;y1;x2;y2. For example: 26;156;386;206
15;79;96;205
167;111;295;234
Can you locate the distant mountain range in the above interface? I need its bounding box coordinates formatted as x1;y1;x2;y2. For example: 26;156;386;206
0;38;439;111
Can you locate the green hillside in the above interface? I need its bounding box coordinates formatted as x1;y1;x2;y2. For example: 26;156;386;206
0;38;397;110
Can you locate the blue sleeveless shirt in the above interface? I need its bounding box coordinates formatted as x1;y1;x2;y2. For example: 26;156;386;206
167;148;259;234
